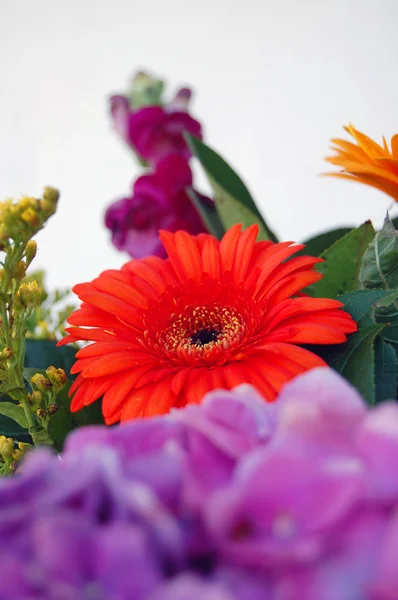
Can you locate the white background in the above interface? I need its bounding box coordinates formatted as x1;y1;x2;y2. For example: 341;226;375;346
1;0;397;291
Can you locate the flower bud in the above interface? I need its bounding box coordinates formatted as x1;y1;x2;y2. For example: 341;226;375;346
128;71;164;109
35;408;47;419
48;403;59;415
12;449;23;462
46;366;67;388
0;436;14;460
27;390;43;411
14;261;26;279
18;442;31;452
0;347;13;361
41;187;59;215
15;281;41;309
25;240;37;266
31;373;53;392
21;207;40;227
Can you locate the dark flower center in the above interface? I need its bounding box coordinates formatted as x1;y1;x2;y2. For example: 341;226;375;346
190;327;220;347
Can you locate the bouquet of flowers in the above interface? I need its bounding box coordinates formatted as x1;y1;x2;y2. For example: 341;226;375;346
1;70;398;599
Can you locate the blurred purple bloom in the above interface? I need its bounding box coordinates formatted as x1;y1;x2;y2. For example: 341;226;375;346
105;154;211;259
109;95;130;143
168;87;193;112
127;105;202;163
2;367;398;598
109;91;202;164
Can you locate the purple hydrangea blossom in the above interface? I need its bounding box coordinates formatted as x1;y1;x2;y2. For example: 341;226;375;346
2;367;398;599
105;154;211;259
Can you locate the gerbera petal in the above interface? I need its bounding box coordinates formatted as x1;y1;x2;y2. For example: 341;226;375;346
324;125;398;204
329;138;371;162
219;223;242;272
322;172;398;203
101;370;151;420
175;230;203;282
67;305;121;329
258;256;323;296
266;323;348;345
61;327;117;344
374;157;398;175
264;297;346;331
392;134;398;159
182;368;216;406
159;229;202;283
120;376;176;421
76;341;142;359
242;363;278;401
345;124;386;158
233;224;259;283
339;162;398;185
222;363;251;389
263;270;323;304
81;353;151;378
171;368;191;395
122;256;173;295
92;274;147;309
257;342;327;370
252;242;303;294
201;236;221;279
75;291;141;327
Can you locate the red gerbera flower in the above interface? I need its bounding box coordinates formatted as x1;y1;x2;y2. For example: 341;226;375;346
60;225;357;424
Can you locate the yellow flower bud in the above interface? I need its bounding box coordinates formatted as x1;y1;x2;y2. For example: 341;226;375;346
15;261;26;279
46;366;67;388
18;196;36;211
18;442;30;452
42;187;59;213
0;436;14;460
31;373;53;392
21;207;40;227
35;408;47;419
15;281;41;309
0;347;13;360
25;240;37;266
27;390;43;410
12;449;23;462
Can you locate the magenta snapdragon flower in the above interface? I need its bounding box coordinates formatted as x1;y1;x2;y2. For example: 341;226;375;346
109;87;202;165
104;154;211;259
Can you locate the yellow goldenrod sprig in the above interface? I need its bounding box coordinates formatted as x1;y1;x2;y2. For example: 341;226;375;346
30;367;66;431
0;188;59;450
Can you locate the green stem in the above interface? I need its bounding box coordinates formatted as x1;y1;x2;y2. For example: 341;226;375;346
0;243;38;436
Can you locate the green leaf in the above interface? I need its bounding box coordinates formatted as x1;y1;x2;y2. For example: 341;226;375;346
373;289;398;309
314;324;386;405
30;426;54;446
186;188;225;239
310;221;375;298
48;379;104;452
0;402;28;429
374;303;398;345
374;339;397;402
297;227;354;257
186;134;278;242
337;289;393;326
24;339;76;376
359;214;398;290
